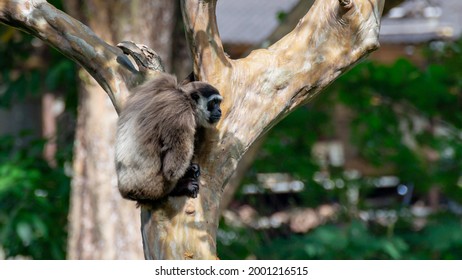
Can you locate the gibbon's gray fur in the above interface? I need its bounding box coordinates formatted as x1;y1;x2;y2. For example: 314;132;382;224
115;72;222;202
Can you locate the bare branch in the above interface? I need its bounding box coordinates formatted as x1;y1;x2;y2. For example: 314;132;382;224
180;0;230;81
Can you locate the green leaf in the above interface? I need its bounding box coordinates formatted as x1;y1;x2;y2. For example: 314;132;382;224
16;222;33;246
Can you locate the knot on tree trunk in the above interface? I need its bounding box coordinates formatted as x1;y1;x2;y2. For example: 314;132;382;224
339;0;353;9
117;41;165;73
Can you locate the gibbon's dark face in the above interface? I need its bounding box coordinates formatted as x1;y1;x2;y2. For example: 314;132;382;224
207;95;222;124
189;83;222;126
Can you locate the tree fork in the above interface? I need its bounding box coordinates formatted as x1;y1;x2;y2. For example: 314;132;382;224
0;0;385;259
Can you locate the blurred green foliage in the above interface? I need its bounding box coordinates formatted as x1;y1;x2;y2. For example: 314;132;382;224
0;24;78;111
0;134;70;259
220;214;462;259
218;39;462;259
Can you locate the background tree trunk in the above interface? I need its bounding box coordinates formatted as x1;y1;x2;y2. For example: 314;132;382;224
65;0;177;259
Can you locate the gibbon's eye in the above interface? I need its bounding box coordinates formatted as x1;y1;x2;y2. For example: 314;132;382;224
191;92;200;102
207;99;217;111
208;97;222;123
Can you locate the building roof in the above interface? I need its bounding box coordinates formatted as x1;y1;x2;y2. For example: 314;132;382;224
217;0;462;46
216;0;299;45
380;0;462;43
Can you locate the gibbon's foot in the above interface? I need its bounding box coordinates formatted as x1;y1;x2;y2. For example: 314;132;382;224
170;177;200;198
170;164;201;198
184;163;201;180
186;179;200;198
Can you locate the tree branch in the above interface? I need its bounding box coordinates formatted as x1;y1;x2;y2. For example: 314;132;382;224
180;0;230;81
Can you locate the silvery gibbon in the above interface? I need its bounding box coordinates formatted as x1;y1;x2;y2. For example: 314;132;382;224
115;73;222;203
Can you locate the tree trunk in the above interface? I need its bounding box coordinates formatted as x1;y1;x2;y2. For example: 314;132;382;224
64;0;176;259
0;0;384;259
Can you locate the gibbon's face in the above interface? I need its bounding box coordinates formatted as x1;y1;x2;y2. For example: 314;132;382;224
190;83;223;127
206;94;222;124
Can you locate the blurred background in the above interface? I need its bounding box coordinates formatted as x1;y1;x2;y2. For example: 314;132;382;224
0;0;461;259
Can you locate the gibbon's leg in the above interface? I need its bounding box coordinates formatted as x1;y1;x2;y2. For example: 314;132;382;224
170;164;200;198
117;163;167;202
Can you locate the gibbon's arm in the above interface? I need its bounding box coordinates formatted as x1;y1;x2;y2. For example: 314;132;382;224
161;124;196;182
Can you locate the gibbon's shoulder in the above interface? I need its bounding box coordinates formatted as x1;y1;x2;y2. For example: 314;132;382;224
126;74;195;132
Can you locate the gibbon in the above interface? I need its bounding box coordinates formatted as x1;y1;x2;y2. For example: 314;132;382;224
115;73;222;202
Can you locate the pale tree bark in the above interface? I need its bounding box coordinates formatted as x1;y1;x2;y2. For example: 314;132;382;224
0;0;384;259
